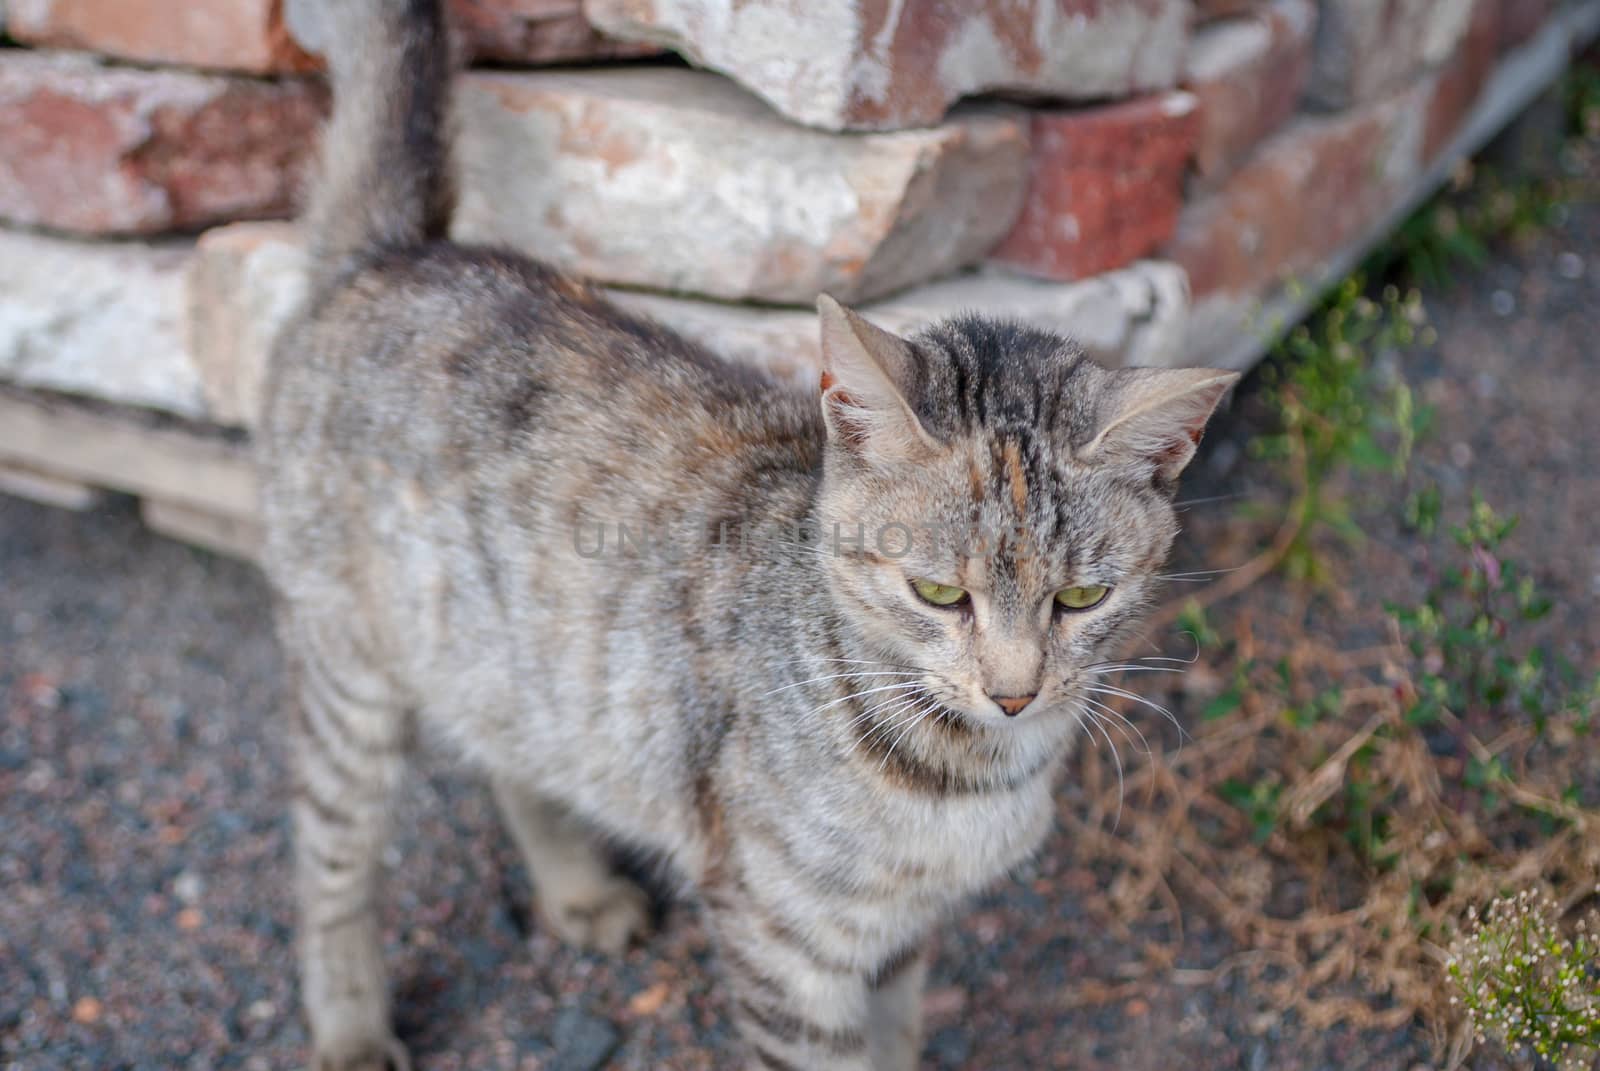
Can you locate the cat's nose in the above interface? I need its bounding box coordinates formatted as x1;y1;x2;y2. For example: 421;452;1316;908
991;694;1036;717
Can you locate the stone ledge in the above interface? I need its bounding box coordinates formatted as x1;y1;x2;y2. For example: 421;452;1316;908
1184;0;1317;186
0;462;104;512
0;229;206;420
0;220;1190;430
0;387;255;520
184;221;1192;430
451;68;1030;304
1307;0;1478;110
10;0;657;73
286;0;656;68
1185;0;1600;369
611;262;1192;381
141;498;261;560
583;0;1191;132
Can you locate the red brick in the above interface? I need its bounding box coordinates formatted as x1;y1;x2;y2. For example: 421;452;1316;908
1195;0;1270;21
8;0;316;74
1166;87;1427;298
449;0;659;63
1424;0;1501;161
1307;0;1477;109
990;93;1200;282
1184;0;1316;183
1498;0;1555;51
10;0;648;70
0;52;325;235
278;0;653;67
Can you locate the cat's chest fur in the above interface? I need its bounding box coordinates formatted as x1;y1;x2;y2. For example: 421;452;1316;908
865;788;1057;917
724;742;1062;965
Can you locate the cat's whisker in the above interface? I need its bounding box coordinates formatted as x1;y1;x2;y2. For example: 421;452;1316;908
863;694;934;743
1083;664;1187;676
830;692;924;733
1154;566;1242;580
779;656;929;673
1076;705;1124;830
1082;683;1187;744
842;690;925;733
877;701;940;774
1173;492;1246;510
1087;650;1198;670
857;694;936;754
1121;632;1205;665
803;681;924;719
760;670;923;697
1083;682;1179;722
1081;695;1152;758
842;685;940;739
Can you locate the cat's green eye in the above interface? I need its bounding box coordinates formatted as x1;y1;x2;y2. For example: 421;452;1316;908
911;579;968;608
1055;584;1110;611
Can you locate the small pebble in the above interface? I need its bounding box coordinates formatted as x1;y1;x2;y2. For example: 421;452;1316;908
1450;442;1473;469
927;1025;973;1067
176;907;203;931
547;1006;620;1071
247;1000;276;1022
922;986;969;1018
1557;251;1585;279
627;982;670;1016
72;996;102;1025
1490;289;1516;316
173;870;204;904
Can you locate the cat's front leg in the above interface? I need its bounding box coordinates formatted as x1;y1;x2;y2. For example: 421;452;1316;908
704;886;877;1071
866;945;928;1071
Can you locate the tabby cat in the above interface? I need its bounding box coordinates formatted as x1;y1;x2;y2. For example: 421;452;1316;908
258;2;1238;1068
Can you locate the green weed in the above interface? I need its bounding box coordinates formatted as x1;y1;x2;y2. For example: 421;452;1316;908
1448;892;1600;1070
1251;277;1433;582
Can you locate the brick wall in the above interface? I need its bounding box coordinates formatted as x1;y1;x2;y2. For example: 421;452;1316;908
0;0;1594;553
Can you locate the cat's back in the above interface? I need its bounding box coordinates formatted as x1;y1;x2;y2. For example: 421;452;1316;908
257;242;822;609
263;243;793;468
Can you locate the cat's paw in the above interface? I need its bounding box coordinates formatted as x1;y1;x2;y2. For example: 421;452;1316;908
541;876;651;955
311;1033;411;1071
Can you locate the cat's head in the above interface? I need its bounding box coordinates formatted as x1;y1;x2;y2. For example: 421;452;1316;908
811;296;1236;730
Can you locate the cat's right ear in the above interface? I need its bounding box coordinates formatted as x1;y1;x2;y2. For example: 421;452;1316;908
816;295;935;462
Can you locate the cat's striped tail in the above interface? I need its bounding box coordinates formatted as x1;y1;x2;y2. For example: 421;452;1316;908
303;0;456;291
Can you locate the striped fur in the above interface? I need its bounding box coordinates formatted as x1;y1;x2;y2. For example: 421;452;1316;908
258;3;1236;1068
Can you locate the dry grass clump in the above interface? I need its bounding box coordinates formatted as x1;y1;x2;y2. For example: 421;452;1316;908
1056;270;1599;1066
1060;595;1597;1062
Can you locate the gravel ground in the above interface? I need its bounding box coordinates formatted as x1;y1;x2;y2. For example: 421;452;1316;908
3;195;1596;1070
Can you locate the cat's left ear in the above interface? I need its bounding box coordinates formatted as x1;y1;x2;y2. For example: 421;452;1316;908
1083;367;1239;484
816;295;937;462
